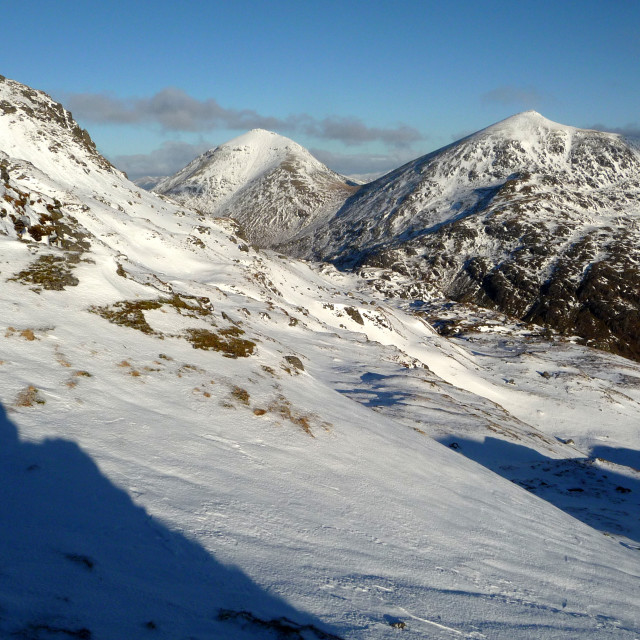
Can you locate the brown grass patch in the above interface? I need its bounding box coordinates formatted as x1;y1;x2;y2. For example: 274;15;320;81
90;295;212;336
9;253;80;291
178;363;205;375
268;395;314;437
231;386;250;405
4;327;40;341
15;385;45;407
184;327;256;358
90;299;162;335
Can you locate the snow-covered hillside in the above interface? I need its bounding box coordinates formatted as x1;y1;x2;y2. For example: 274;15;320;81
290;112;640;259
154;129;358;247
1;77;640;639
280;111;640;361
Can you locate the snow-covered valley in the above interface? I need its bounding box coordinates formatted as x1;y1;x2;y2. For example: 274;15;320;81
1;75;639;639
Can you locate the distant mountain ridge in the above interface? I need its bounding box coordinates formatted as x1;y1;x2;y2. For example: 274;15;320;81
277;111;640;360
133;175;166;190
154;129;358;247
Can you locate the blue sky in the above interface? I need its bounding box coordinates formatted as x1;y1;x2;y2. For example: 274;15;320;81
4;0;639;177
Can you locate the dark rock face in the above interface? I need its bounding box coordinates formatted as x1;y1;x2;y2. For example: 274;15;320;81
352;195;640;361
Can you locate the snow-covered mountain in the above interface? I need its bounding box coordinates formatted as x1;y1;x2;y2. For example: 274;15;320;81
281;111;640;361
1;77;640;639
154;129;359;247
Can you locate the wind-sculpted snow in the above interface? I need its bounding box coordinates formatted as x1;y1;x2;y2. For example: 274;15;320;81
1;78;640;638
154;128;358;247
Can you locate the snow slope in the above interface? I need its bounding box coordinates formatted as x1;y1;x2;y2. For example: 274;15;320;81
154;129;358;247
1;77;639;639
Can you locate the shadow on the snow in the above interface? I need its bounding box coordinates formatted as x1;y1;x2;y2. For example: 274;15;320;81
441;436;640;546
0;402;343;639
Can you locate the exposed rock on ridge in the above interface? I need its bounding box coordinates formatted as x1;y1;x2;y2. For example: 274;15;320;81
0;74;115;177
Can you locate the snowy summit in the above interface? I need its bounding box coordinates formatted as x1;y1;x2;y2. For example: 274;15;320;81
154;128;358;247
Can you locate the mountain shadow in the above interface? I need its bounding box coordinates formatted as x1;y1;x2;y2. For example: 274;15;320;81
0;402;343;639
440;436;640;547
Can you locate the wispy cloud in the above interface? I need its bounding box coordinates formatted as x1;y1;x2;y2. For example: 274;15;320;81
66;88;281;132
66;88;423;148
481;86;554;109
303;116;423;147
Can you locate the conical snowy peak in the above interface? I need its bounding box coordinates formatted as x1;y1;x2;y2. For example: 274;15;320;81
179;128;326;186
229;127;281;141
210;129;315;177
154;129;359;247
478;110;569;135
451;110;636;179
294;112;640;259
221;127;306;153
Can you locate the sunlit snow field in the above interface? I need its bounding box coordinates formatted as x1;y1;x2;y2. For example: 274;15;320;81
1;76;639;639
